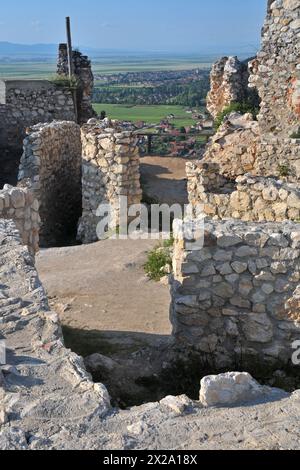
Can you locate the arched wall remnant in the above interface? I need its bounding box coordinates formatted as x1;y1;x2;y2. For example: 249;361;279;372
19;121;82;247
78;120;142;244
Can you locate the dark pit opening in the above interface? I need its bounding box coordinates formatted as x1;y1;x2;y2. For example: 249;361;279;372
62;324;300;409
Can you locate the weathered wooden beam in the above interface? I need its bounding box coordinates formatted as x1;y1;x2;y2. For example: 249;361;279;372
66;17;73;79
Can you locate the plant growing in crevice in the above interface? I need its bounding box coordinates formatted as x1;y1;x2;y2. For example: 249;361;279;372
214;100;260;130
50;74;80;91
144;239;173;281
290;128;300;139
277;163;291;178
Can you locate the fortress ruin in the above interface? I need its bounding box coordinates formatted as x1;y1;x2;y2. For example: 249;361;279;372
0;0;300;450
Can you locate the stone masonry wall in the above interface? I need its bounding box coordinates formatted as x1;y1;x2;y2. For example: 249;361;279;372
192;112;299;185
0;79;75;124
187;162;300;222
0;185;39;254
78;120;142;244
0;106;23;188
206;56;258;119
249;0;300;137
171;218;300;367
0;79;76;188
19;121;82;247
57;44;96;124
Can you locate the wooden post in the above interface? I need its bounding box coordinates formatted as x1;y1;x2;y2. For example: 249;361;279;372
147;135;152;154
65;17;78;123
66;17;73;79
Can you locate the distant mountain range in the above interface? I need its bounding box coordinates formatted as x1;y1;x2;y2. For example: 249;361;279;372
0;41;258;62
0;41;101;60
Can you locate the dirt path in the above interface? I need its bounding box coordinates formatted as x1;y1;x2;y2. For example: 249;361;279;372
36;238;171;358
140;155;194;206
36;155;188;360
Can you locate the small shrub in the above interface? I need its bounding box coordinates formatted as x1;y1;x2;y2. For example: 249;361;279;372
290;128;300;139
214;101;260;130
144;243;172;281
277;164;290;177
50;74;79;90
163;234;174;248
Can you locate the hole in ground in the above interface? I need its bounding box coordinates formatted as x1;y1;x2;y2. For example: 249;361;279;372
62;326;300;408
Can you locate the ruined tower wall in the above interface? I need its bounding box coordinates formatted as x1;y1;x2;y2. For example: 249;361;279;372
249;0;300;137
78;122;142;244
206;56;258;119
57;44;96;124
19;121;82;247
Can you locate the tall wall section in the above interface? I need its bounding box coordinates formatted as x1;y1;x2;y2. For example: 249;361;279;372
206;56;255;119
57;44;96;124
177;0;300;368
249;0;300;137
78;120;142;244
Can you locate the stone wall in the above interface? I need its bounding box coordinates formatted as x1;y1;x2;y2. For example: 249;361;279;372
19;121;82;247
187;162;300;222
78;120;142;244
0;79;76;189
206;56;258;119
192;112;299;184
200;113;261;178
0;185;39;254
171;218;300;367
249;0;300;137
0;79;75;123
0;106;23;188
57;44;96;124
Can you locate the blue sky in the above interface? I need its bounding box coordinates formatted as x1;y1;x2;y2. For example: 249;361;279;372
0;0;267;53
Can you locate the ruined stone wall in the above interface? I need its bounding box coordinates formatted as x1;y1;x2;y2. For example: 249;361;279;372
187;162;300;222
0;80;76;188
0;106;23;188
0;185;39;254
78;120;142;244
249;0;300;137
0;80;75;124
200;113;261;179
19;121;82;247
195;112;299;183
171;219;300;367
206;56;258;119
57;44;96;124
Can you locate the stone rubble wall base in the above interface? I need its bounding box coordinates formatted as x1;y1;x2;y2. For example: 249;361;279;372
198;113;300;183
187;162;300;222
0;185;39;255
78;120;142;244
18;121;82;247
171;218;300;368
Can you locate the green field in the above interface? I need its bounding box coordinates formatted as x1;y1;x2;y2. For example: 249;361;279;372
93;103;204;128
0;56;212;80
